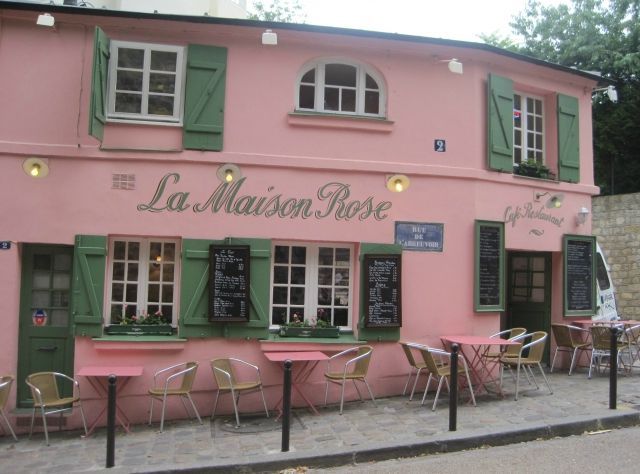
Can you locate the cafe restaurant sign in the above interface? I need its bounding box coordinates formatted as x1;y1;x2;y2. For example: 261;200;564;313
504;201;564;231
138;173;392;221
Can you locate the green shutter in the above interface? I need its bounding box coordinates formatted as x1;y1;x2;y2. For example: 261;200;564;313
487;74;514;172
72;235;106;337
183;44;227;151
88;27;109;142
179;238;225;338
358;242;402;342
558;94;580;183
224;238;271;339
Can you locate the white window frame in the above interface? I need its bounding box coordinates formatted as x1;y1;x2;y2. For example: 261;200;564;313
513;92;545;165
107;40;186;125
295;58;386;117
269;242;354;329
106;237;181;326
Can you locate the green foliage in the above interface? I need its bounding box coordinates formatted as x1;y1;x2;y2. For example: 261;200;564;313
485;0;640;195
248;0;306;23
514;159;551;179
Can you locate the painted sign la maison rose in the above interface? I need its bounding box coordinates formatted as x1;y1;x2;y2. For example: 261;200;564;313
137;173;392;221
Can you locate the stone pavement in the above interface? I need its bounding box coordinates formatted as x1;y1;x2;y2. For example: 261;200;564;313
2;369;640;473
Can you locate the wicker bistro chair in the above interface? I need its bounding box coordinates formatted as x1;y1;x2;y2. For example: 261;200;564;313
25;372;88;445
500;331;553;400
399;342;429;400
484;327;527;360
148;362;202;433
588;326;629;378
0;375;17;441
210;358;269;428
622;324;640;369
550;324;592;375
324;346;376;415
417;346;476;411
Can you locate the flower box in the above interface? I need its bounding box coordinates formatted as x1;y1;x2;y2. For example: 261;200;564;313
105;324;174;336
279;326;340;338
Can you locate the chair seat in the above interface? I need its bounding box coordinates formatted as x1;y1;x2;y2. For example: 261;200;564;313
149;388;190;397
325;372;366;381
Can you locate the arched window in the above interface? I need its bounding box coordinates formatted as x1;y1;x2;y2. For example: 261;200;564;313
296;60;385;117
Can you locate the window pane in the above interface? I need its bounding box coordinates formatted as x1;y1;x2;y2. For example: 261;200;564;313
112;262;125;281
162;264;174;281
112;283;124;301
148;283;160;302
335;248;350;266
33;272;49;289
50;309;68;326
54;254;72;271
34;254;51;271
289;308;304;320
32;291;49;307
149;73;176;94
334;308;348;326
272;307;286;325
114;241;126;260
290;287;305;305
324;87;339;111
535;116;542;131
318;248;333;265
51;290;69;307
317;307;332;323
164;243;175;262
335;288;349;306
274;266;288;284
52;273;70;290
150;50;177;72
301;68;315;83
125;283;138;302
273;287;287;304
365;74;378;89
364;90;379;114
128;242;140;259
342;89;356;112
127;262;138;280
162;287;174;303
275;246;289;264
318;267;332;285
325;64;356;86
115;93;142;113
149;263;160;282
148;95;174;116
299;85;315;109
150;242;162;261
118;48;144;68
335;269;349;286
291;266;305;284
291;247;306;264
318;287;331;305
116;70;143;92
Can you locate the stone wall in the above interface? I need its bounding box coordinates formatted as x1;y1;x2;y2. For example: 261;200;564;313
592;193;640;319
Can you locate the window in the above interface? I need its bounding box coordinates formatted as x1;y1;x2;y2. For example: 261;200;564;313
296;60;385;117
107;41;185;123
513;93;544;165
270;243;353;327
107;238;179;325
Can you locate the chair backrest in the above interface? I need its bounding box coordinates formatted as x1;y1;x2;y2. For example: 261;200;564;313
180;362;198;392
524;331;548;362
211;358;236;389
351;346;373;377
502;329;527;357
625;324;640;345
591;325;614;350
0;375;14;408
400;342;417;367
26;372;61;404
551;324;573;347
418;347;447;375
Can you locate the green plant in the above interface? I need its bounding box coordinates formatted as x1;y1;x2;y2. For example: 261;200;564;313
121;307;167;325
514;159;550;178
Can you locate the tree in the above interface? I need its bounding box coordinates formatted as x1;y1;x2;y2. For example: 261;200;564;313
486;0;640;195
248;0;306;23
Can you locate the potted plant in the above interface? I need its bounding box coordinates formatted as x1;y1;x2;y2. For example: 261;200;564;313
106;307;173;335
279;314;340;338
514;159;551;179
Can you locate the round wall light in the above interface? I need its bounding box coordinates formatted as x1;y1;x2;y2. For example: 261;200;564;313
23;157;49;178
386;174;410;192
216;163;242;183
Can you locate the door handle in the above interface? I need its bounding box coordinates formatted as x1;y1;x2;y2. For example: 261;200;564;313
37;346;58;352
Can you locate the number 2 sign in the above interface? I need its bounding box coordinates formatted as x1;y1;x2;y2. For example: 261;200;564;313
434;139;446;152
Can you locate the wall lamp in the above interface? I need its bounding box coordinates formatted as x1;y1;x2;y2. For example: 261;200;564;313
386;174;410;193
262;29;278;45
546;194;563;209
576;207;590;225
439;58;463;75
216;163;242;183
36;13;55;27
23;157;49;178
593;85;618;103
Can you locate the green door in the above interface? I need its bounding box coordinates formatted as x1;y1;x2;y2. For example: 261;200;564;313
17;245;75;406
507;252;552;363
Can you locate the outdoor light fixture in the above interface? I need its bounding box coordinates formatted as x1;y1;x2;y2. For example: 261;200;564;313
36;13;55;27
576;207;590;225
545;193;564;209
23;157;49;178
261;29;278;45
386;174;410;193
446;59;463;74
593;85;618;103
533;190;549;202
216;163;242;183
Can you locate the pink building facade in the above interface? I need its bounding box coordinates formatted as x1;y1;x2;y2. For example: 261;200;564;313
0;2;601;435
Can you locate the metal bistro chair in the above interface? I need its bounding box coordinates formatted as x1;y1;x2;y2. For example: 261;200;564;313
26;372;88;445
550;323;592;375
500;331;553;400
324;346;376;415
588;325;628;378
418;346;476;411
622;324;640;370
148;362;202;433
484;327;527;360
0;375;17;441
399;342;429;400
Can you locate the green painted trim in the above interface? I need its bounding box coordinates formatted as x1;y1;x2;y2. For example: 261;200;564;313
92;335;187;342
487;73;514;172
289;111;393;123
262;332;362;344
474;220;505;312
563;234;597;316
557;93;580;183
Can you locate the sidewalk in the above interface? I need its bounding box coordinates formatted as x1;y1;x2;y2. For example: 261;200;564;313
1;369;640;473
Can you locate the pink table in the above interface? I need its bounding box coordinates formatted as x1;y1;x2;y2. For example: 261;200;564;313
572;319;638;328
441;335;521;397
77;365;144;435
264;351;329;416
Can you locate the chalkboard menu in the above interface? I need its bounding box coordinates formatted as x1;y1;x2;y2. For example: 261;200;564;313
564;235;596;315
364;254;402;327
475;221;505;311
209;245;250;322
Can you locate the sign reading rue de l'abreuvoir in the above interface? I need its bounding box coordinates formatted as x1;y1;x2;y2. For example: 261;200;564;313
138;173;393;221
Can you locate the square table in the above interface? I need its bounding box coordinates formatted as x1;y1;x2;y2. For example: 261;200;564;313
264;351;329;416
77;365;144;435
440;335;521;397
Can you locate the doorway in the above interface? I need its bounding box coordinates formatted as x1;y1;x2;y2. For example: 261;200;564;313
17;244;75;406
507;251;552;363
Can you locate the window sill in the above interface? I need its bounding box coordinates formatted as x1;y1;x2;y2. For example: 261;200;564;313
91;335;187;351
259;332;364;351
288;111;394;133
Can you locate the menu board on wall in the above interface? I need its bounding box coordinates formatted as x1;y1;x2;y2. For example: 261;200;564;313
364;254;402;327
475;221;505;311
209;245;250;322
563;235;596;315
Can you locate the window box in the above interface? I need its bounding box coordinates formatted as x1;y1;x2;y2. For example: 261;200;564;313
514;160;551;179
279;326;340;338
105;324;174;336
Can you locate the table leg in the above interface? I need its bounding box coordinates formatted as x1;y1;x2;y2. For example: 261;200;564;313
83;377;134;435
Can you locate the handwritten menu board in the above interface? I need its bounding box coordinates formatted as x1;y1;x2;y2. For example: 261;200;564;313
564;236;595;314
475;221;504;311
209;245;250;322
364;254;402;327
